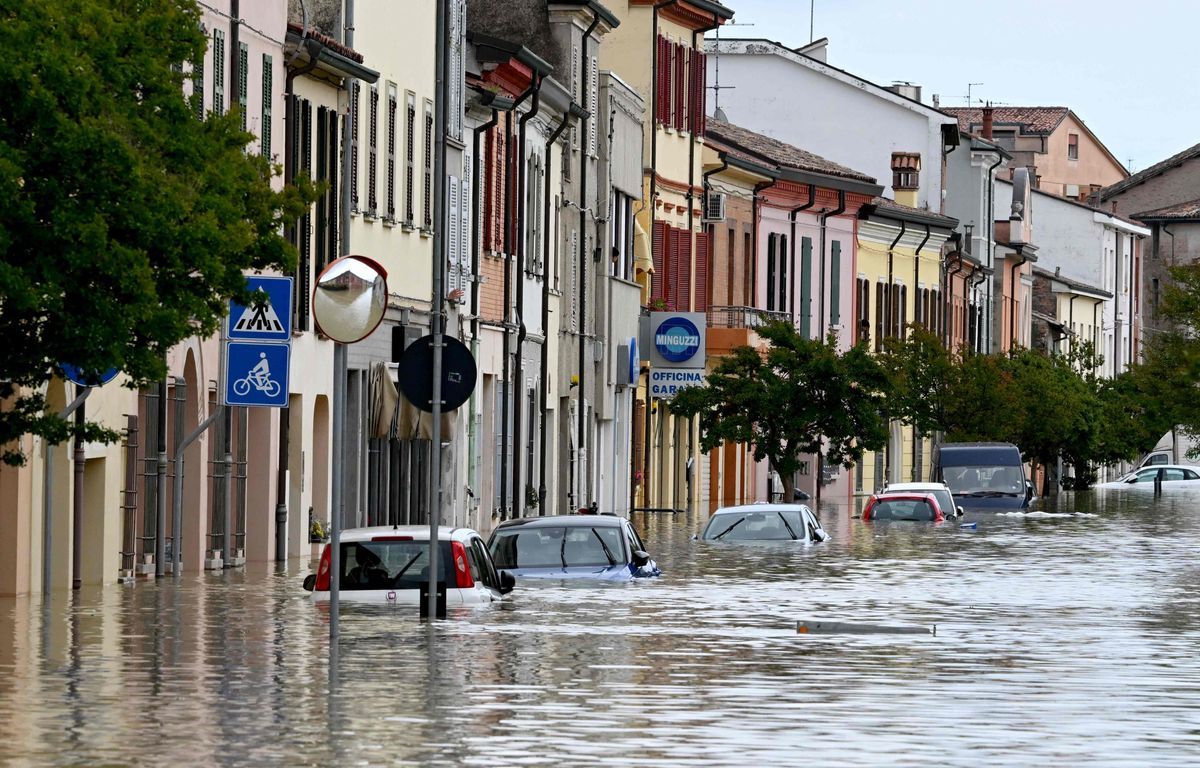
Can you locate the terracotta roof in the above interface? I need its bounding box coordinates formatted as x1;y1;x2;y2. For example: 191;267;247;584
1133;197;1200;221
866;196;958;228
1100;141;1200;200
706;117;875;183
942;106;1069;135
1032;267;1112;299
286;22;364;63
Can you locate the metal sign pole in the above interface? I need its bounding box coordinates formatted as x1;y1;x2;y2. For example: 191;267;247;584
330;342;345;638
427;0;448;622
43;386;92;596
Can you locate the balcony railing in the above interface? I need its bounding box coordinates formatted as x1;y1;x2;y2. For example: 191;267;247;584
708;305;791;329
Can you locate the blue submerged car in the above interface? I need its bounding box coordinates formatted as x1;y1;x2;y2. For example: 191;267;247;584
487;514;661;581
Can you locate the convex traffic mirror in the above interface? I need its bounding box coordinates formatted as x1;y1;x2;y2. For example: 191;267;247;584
312;255;389;344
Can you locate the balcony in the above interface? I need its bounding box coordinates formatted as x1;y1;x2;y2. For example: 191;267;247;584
706;305;790;355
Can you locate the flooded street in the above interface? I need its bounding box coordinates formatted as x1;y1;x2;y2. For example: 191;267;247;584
3;490;1200;766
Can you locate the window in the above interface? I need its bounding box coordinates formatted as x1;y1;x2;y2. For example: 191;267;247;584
777;234;788;313
726;227;736;306
830;240;841;326
237;42;248;131
874;281;886;352
743;232;752;306
367;85;379;216
423;100;433;230
1068;132;1079;160
856;277;870;345
404;92;416;224
212;28;225;114
350;82;360;211
386;84;397;221
765;234;776;312
799;237;813;337
992;130;1016;151
260;55;272;158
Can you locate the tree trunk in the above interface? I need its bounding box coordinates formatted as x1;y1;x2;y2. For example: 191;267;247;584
780;471;795;505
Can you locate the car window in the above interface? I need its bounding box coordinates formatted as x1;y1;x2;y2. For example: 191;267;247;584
703;510;806;540
935;490;955;512
469;537;498;588
943;466;1023;495
802;509;823;541
339;540;451;590
1186;469;1200;480
1134;469;1160;483
490;526;626;568
1146;454;1168;466
869;499;938;522
1163;469;1187;482
624;523;643;556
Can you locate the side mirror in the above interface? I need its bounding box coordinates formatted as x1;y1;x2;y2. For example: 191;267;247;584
498;570;516;595
632;550;651;568
1025;480;1035;500
1125;477;1138;484
956;506;965;518
302;574;316;592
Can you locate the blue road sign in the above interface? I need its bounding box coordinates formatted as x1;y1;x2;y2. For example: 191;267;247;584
60;364;119;387
224;341;290;408
228;275;293;342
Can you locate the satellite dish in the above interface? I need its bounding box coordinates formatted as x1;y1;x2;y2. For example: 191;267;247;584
397;335;477;413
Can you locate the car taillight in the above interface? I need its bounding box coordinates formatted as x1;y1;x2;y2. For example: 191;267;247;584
315;544;331;591
451;541;474;589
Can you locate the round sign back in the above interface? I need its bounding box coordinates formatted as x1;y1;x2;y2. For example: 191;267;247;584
397;335;478;413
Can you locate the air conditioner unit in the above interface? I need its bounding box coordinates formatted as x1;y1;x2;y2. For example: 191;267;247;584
703;191;726;222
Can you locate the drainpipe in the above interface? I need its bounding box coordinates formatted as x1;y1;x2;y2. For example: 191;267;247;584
500;109;515;522
538;108;574;515
914;223;931;335
469;109;500;521
818;191;846;338
1162;222;1175;266
749;180;774;307
943;254;964;348
789;185;817;326
577;12;601;511
71;401;85;589
1129;234;1137;364
886;219;906;346
1112;230;1123;373
512;77;542;519
1092;300;1100;374
985;152;1004;353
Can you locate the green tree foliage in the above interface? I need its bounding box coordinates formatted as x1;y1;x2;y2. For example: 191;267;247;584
876;325;954;439
670;321;891;501
0;0;316;464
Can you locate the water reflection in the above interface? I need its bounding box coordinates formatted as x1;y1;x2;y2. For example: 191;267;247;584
2;491;1200;764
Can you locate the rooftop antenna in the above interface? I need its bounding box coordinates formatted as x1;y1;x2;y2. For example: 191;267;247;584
710;20;754;117
1127;156;1135;173
966;82;983;106
810;0;815;44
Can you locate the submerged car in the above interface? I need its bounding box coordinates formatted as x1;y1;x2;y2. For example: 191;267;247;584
1096;464;1200;489
488;514;660;580
699;503;828;543
880;481;964;518
862;493;946;522
304;526;515;605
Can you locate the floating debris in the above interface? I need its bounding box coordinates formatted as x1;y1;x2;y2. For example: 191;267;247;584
797;620;936;636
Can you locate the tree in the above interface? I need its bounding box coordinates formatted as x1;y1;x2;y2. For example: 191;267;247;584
670;321;891;501
941;351;1023;444
0;0;315;464
876;325;955;439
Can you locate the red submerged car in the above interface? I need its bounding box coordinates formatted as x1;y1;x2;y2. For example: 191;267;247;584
862;493;946;522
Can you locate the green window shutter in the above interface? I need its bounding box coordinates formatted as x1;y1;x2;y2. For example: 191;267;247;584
800;236;813;339
212;29;225;114
766;234;776;311
238;42;248;131
192;49;204;119
830;240;841;326
260;54;272;158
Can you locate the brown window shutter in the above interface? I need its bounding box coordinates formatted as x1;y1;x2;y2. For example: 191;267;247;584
674;43;685;132
680;229;693;311
697;52;708;135
667;226;681;308
695;230;709;313
652;220;668;300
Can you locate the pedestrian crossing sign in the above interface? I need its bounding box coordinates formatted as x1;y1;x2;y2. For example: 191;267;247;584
227;275;293;342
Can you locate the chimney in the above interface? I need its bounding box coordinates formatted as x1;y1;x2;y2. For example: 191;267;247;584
982;104;994;140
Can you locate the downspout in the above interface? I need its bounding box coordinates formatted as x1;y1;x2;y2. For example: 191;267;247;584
1113;229;1123;373
512;77;542;519
1129;234;1138;363
914;223;931;334
538;109;573;515
985;152;1004;353
749;180;773;306
1092;300;1100;374
943;254;963;348
886;219;906;345
1162;222;1175;266
818;191;846;338
1067;293;1079;354
500;108;515;522
469;108;500;519
789;184;817;326
577;11;602;511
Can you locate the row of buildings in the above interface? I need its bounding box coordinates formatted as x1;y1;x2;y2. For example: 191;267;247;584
2;0;1197;594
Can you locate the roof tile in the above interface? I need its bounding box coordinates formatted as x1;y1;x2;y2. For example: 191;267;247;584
942;106;1069;135
1133;197;1200;220
1100;141;1200;200
706;116;876;183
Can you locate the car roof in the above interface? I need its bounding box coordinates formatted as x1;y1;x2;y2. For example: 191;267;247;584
493;514;627;530
1137;464;1197;471
338;525;474;542
882;482;952;493
712;503;812;516
871;493;938;504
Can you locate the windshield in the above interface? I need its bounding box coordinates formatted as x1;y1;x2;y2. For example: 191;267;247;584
702;510;808;540
943;464;1024;496
490;526;627;569
339;540;452;590
868;499;939;522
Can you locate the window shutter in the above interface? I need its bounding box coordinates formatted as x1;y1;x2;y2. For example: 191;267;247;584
589;56;598;156
673;43;685;132
765;234;776;312
667;226;681;308
326;109;339;258
448;176;460;292
260;54;273;158
298;99;313;331
571;229;579;330
423;102;433;229
695;230;710;313
191;49;204;118
875;282;885;351
238;42;248;131
315;105;327;269
405;93;416;223
483;128;495;251
448;0;465;141
778;234;788;312
212;28;225;114
461;149;472;287
830;240;841;326
351;82;360;210
890;283;901;338
694;52;707;135
571;44;580;147
800;237;813;338
386;85;397;220
900;284;908;336
368;85;379;215
651;220;667;300
680;230;693;311
655;36;667;124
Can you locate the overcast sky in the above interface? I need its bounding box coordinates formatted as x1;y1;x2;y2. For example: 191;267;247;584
722;0;1197;173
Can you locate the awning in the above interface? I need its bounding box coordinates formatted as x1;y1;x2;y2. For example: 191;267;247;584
633;216;654;277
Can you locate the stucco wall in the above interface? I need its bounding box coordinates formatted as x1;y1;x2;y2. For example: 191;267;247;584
1106;155;1200;218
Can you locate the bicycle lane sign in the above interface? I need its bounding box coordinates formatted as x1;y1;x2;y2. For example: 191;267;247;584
224;341;290;408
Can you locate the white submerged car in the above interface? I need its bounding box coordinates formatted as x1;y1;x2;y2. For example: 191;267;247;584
304;526;515;605
879;481;965;518
1097;465;1200;490
699;503;829;543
